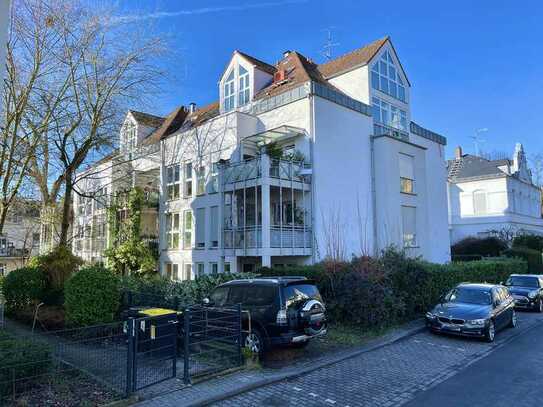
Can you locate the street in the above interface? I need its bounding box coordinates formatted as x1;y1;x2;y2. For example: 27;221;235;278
215;312;543;406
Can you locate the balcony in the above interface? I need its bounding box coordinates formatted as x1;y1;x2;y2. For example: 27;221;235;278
374;123;409;141
221;156;310;186
223;226;312;250
0;246;30;258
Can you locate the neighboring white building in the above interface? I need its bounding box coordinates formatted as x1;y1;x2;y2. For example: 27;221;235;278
0;200;41;276
74;36;451;278
447;144;543;243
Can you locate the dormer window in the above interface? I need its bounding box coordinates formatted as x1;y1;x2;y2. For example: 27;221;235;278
238;65;250;106
222;63;252;112
224;70;235;112
371;50;406;103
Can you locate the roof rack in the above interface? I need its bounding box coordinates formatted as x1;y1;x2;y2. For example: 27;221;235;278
259;276;308;280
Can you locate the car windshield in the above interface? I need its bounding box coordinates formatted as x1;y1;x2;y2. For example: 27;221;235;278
506;276;540;288
446;287;492;305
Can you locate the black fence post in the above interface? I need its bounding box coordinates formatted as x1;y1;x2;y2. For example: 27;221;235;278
172;318;178;379
126;317;135;396
237;304;242;367
183;308;191;384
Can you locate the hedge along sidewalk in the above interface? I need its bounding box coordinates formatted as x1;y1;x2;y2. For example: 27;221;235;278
136;319;426;407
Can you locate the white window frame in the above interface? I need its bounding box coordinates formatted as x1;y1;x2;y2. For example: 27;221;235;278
223;70;235;112
165;263;179;280
183;263;193;281
401;205;417;248
371;49;407;103
224;262;231;273
166;164;181;200
209;206;219;248
211;262;218;275
195;207;206;249
399;153;415;194
166;213;180;250
184;163;193;197
372;97;408;131
208;162;219;194
196;262;205;278
238;65;250;106
183;210;193;249
196;165;206;196
473;190;487;216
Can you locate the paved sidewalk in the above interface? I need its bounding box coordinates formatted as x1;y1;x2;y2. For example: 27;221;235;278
136;319;426;407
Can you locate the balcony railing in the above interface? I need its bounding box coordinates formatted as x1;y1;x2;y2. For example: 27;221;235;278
222;157;310;185
0;247;30;258
223;226;262;249
222;226;312;250
374;123;409;141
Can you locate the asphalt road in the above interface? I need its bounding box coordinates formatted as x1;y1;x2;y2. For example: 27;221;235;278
405;313;543;407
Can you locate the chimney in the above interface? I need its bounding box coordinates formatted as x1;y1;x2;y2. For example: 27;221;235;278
455;146;463;160
283;50;291;58
189;102;196;114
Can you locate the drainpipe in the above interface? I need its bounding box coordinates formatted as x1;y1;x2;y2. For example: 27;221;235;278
309;90;316;264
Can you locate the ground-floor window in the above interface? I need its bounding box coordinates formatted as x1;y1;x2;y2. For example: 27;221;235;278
165;263;179;280
196;263;204;278
224;262;231;273
211;262;218;275
401;205;417;247
183;263;193;280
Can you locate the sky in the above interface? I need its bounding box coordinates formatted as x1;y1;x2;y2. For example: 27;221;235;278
115;0;543;160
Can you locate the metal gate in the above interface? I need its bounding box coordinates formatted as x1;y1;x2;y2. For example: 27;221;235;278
125;315;178;393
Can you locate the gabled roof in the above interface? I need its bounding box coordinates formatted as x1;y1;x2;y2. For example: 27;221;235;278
448;154;509;182
317;36;411;86
236;50;276;75
143;107;189;145
129;110;165;128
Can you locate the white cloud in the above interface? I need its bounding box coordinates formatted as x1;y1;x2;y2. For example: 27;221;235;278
112;0;308;24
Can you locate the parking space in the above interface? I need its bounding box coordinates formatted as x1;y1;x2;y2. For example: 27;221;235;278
216;312;543;407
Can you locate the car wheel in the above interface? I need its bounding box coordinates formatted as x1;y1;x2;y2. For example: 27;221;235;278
485;320;495;342
538;299;543;313
244;328;266;356
508;310;517;328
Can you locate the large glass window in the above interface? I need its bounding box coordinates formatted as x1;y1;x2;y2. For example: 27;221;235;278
166;213;180;249
372;97;408;131
208;162;219;193
183;210;193;249
238;65;250;106
224;70;235;111
371;50;407;103
401;206;417;248
166;164;181;200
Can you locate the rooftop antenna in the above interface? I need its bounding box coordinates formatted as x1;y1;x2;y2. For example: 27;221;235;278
321;27;339;61
471;128;488;157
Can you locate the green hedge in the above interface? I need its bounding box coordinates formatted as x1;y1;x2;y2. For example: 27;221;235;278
2;267;47;313
64;266;121;327
0;331;52;395
259;250;528;329
504;246;543;274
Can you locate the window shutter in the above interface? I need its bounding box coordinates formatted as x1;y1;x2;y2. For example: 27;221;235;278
196;208;205;248
399;154;414;180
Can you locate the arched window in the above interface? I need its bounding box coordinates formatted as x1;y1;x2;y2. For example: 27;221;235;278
371;50;406;103
473;190;487;215
223;70;235;112
238;65;250;106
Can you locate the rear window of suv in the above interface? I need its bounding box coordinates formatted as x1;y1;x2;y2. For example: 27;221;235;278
283;284;322;308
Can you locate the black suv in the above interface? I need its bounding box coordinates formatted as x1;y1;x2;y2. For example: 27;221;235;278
205;277;327;354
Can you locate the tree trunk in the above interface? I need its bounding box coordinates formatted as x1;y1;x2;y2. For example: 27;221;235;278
59;170;73;247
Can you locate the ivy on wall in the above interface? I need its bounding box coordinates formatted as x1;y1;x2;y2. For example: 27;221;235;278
105;187;157;277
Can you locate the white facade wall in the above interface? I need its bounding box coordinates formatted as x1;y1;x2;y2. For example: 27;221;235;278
448;176;543;243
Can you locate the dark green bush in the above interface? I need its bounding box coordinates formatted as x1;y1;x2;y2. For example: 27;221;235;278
29;246;83;305
2;267;47;313
0;331;52;395
451;236;508;258
504;246;543;273
64;265;121;327
513;234;543;251
260;250;528;330
121;272;258;309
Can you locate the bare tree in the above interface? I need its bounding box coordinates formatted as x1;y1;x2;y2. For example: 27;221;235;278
529;153;543;187
16;0;167;247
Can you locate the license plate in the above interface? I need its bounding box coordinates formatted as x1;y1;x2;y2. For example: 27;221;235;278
441;323;461;331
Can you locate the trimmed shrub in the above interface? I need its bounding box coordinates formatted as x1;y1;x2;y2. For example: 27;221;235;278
0;331;52;394
64;265;121;327
259;250;528;330
29;246;83;305
513;234;543;251
504;246;543;274
2;267;47;313
451;236;508;258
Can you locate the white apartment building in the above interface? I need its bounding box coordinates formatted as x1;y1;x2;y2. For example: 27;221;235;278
73;36;451;278
0;201;41;276
448;144;543;243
